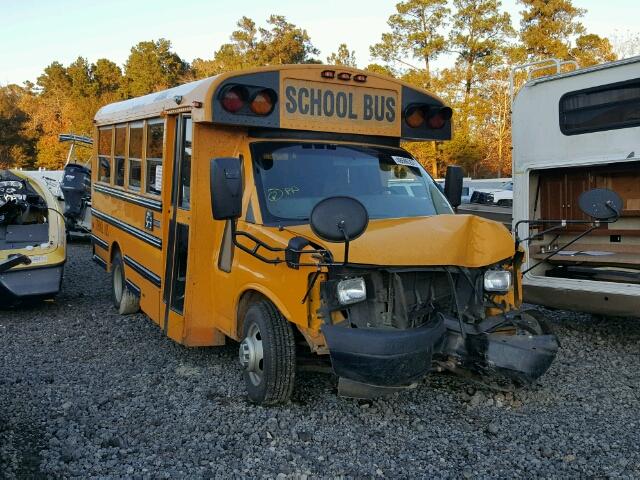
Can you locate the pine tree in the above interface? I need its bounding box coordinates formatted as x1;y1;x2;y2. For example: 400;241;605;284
122;39;189;97
370;0;450;87
519;0;585;60
327;44;357;67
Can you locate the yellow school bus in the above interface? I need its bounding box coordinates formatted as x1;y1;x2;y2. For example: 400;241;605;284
91;65;559;404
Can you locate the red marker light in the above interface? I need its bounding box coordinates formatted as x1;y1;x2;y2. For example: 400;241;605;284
427;107;453;129
353;74;367;83
405;106;425;128
337;72;352;81
321;70;335;79
221;86;248;113
250;89;276;116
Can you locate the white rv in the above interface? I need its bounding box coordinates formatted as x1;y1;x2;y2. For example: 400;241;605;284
512;56;640;316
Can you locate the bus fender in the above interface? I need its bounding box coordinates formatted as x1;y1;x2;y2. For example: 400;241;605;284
235;284;298;337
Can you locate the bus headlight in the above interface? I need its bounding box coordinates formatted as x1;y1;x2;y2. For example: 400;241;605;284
337;277;367;305
484;270;512;293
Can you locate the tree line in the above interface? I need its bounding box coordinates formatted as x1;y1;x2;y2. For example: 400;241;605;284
1;0;639;176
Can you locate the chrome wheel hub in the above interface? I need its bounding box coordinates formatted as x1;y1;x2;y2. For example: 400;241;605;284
113;264;123;302
239;323;264;386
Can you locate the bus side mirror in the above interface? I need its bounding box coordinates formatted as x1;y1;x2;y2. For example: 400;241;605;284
210;157;243;220
444;165;464;209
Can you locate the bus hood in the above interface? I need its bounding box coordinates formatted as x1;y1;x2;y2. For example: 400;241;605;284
285;214;515;268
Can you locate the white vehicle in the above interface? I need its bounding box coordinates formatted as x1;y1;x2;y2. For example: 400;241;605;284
470;181;513;207
511;56;640;316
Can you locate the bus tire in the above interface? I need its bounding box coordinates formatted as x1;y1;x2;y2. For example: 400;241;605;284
239;301;296;405
111;251;140;315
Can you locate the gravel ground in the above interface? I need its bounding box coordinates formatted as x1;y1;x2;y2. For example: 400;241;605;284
1;242;639;479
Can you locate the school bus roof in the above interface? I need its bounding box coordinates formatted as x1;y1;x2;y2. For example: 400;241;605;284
94;65;452;141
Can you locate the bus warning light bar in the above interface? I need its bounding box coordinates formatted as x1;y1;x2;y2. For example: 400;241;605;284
220;85;277;117
404;105;452;130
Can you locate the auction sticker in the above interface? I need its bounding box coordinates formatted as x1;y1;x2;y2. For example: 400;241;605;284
391;156;421;168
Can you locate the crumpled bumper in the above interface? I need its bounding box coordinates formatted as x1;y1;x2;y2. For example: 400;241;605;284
440;311;559;384
322;315;446;388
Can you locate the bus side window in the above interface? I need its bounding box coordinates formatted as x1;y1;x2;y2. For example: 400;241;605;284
146;119;164;195
128;122;143;191
114;125;126;187
98;126;113;183
178;117;192;209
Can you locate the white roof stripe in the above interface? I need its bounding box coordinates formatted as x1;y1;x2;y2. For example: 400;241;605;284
94;76;217;125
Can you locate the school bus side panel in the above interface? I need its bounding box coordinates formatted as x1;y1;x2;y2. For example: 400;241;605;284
91;125;164;324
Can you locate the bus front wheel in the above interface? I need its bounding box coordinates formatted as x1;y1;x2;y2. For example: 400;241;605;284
111;251;140;315
239;301;296;405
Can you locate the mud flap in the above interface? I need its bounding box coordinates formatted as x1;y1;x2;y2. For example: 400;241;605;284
440;311;559;384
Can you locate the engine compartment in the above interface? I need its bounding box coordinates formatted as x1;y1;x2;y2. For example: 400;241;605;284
319;266;488;330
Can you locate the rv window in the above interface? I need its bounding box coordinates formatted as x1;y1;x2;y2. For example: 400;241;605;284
560;79;640;135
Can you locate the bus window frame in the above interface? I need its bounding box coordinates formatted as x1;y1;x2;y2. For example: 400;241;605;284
97;126;114;184
171;115;192;211
127;120;144;192
114;123;128;188
145;117;165;197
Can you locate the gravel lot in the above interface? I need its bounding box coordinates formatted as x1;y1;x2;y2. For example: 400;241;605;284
1;242;639;479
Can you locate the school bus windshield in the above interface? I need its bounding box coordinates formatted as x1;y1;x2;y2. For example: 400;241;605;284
251;142;452;225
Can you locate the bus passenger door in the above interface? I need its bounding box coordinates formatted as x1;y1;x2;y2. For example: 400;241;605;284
162;114;192;341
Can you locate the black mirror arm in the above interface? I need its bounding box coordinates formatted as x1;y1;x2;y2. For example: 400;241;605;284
338;220;351;265
605;200;621;218
230;221;334;266
522;224;598;275
513;217;619;249
515;224;565;249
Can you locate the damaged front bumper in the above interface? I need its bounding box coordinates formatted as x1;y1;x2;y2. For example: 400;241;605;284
318;267;559;397
322;314;446;392
439;310;559;384
322;310;559;396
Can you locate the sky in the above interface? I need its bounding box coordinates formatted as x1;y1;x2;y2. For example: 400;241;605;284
1;0;638;86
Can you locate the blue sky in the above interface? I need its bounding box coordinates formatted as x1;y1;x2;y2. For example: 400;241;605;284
1;0;637;85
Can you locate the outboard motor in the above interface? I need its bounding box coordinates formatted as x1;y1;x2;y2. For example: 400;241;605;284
61;163;91;232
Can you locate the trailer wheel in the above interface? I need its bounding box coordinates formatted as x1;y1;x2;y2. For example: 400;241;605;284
111;251;140;315
238;301;296;405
